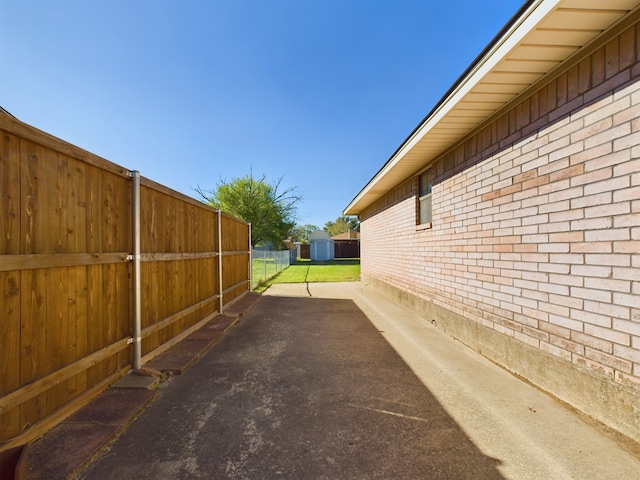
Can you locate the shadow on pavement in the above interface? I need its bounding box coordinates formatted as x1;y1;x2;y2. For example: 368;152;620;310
82;295;504;479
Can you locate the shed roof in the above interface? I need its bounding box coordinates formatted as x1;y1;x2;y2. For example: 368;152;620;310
344;0;640;216
308;230;332;241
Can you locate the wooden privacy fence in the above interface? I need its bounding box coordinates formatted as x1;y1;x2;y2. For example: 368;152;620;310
0;113;251;450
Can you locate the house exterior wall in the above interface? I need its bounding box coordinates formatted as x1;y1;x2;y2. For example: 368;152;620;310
359;21;640;441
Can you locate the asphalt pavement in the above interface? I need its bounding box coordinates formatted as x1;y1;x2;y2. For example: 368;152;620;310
79;282;640;480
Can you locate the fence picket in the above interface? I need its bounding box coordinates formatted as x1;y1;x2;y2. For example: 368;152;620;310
0;113;251;451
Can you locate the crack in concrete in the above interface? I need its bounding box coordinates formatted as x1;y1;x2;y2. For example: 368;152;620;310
346;403;430;423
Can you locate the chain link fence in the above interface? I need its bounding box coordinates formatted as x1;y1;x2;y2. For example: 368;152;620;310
251;249;293;289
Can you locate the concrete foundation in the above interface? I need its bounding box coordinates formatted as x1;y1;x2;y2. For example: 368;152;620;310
362;273;640;444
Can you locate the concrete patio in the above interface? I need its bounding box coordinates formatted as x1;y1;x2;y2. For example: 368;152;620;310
66;282;640;478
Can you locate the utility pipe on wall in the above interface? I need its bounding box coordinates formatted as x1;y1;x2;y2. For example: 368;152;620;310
131;170;142;372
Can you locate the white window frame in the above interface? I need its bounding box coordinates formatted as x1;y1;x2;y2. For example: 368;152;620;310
417;169;433;229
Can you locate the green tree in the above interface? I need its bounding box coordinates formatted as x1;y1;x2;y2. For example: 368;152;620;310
323;216;360;236
196;173;301;248
290;224;319;244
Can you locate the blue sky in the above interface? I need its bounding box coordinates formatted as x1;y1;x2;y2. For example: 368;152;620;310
1;0;524;229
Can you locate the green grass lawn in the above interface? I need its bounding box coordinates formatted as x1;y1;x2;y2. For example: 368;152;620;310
253;258;360;293
261;259;360;288
251;253;292;290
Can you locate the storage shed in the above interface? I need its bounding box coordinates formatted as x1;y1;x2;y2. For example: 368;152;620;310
308;230;335;261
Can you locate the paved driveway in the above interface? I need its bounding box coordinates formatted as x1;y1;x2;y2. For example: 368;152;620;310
81;282;640;480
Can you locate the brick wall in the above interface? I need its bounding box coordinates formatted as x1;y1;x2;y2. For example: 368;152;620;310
361;22;640;393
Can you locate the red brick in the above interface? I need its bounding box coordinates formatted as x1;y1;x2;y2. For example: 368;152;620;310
585;253;630;267
583;97;629;127
549;164;584;182
585;202;630;218
614;241;640;253
570;287;612;303
539;200;569;214
613;266;640;281
613;318;640;336
570;143;612;166
574;355;615;378
514;169;539;183
549;253;584;265
615;213;640;228
481;190;500;201
499;183;523;196
522;175;550;189
515;330;542;347
571;242;612;254
584;123;632;150
584;299;631;322
571;331;612;354
614;130;640;152
571;217;613;231
538;262;570;275
616;371;640;388
584;277;631;293
570;167;612;187
571;265;611;278
613;292;640;309
551;335;585;355
571;117;613;142
585;348;633;374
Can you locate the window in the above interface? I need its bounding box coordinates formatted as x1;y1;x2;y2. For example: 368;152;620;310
418;169;432;226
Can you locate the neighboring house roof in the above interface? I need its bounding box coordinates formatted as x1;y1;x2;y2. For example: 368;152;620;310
344;0;640;216
331;230;361;240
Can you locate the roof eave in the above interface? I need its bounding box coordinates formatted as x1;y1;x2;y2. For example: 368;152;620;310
344;0;555;216
344;0;639;217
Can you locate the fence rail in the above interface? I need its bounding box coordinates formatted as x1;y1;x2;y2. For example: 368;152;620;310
0;113;251;450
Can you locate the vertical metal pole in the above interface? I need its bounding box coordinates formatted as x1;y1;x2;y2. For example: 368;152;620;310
131;171;142;372
248;223;252;291
217;209;223;314
263;250;267;282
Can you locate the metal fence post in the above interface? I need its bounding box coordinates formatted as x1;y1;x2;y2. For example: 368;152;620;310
218;209;223;314
248;223;252;290
131;170;142;372
263;250;267;283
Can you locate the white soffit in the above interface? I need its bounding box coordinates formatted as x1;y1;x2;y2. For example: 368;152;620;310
344;0;639;215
